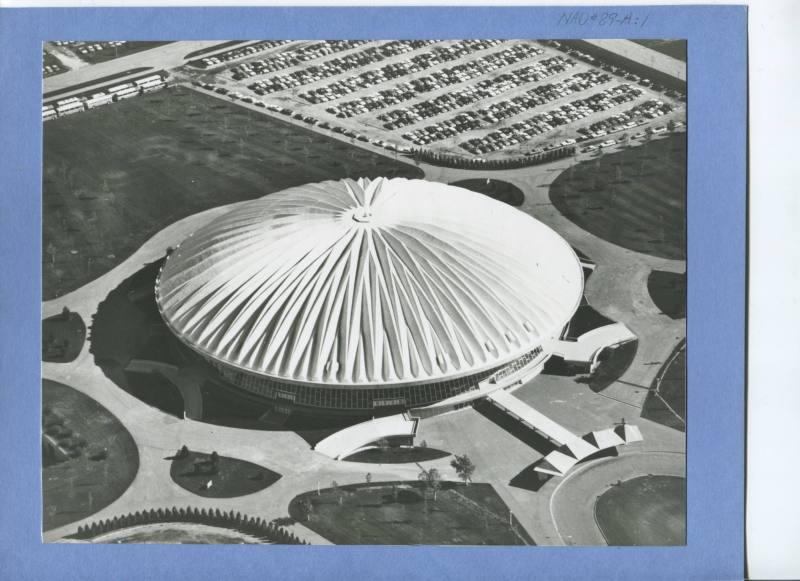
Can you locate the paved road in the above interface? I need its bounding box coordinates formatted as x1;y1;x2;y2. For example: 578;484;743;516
550;450;685;545
43;41;247;96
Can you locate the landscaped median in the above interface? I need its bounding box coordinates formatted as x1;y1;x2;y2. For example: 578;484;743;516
594;475;686;545
169;448;281;498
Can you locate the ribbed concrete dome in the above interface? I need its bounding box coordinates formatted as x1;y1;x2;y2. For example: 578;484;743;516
155;177;583;386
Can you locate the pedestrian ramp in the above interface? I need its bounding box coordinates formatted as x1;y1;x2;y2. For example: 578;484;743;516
314;413;419;460
488;389;576;444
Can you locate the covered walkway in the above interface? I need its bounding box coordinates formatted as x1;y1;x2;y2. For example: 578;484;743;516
486;389;643;477
488;390;575;445
535;424;644;477
314;414;419;460
551;323;636;367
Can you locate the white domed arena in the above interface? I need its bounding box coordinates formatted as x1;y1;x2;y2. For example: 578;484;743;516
155;177;583;415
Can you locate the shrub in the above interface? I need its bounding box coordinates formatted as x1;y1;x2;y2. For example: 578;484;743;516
70;506;307;544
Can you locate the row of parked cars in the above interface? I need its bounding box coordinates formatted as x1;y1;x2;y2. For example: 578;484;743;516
44;74;168;121
543;40;687;103
377;55;575;130
321;41;537;118
195;80;414;154
43;51;68;78
459;83;646;155
577;99;674;140
51;41;127;57
246;41;435;95
402;69;613;146
299;40;508;106
194;41;289;69
229;40;368;81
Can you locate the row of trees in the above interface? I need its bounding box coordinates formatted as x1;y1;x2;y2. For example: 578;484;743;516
411;146;576;170
70;507;308;544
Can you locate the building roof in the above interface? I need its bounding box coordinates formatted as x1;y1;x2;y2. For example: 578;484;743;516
155;177;583;386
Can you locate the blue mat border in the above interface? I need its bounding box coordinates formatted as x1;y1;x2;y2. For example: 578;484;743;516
0;6;746;580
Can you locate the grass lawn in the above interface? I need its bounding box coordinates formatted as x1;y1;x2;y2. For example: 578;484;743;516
595;475;686;545
42;310;86;362
647;270;686;319
342;446;451;464
170;450;281;498
94;523;263;544
642;342;686;431
42;380;139;531
289;481;534;545
43;85;423;299
449;179;525;206
550;135;686;260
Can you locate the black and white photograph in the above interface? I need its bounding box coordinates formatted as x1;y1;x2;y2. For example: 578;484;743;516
41;38;687;547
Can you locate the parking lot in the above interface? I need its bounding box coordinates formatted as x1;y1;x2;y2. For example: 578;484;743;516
192;40;685;161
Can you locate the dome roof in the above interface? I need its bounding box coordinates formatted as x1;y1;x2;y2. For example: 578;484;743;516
155;177;583;386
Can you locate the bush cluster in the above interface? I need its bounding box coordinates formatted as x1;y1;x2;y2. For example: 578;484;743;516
410;146;576;170
71;507;308;544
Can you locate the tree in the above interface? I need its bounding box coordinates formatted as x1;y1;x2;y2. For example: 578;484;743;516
418;467;442;501
297;498;314;522
451;454;476;486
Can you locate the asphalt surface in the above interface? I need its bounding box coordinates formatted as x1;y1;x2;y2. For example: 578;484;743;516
43;41;247;99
